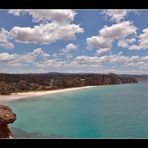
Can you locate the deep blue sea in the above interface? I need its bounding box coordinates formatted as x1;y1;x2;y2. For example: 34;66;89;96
6;82;148;138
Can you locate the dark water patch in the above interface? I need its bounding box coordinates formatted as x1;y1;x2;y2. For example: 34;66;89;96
12;128;62;138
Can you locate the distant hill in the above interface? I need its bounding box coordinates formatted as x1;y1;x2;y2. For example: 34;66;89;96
119;74;148;78
0;72;137;95
119;74;148;81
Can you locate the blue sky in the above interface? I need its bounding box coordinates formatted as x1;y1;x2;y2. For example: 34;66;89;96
0;9;147;74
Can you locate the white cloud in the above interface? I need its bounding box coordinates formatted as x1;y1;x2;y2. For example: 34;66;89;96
8;9;76;24
0;10;147;74
100;10;147;51
8;10;23;16
61;43;77;54
99;21;137;39
129;44;141;50
34;59;66;72
102;9;129;22
87;21;137;51
96;48;110;55
128;27;148;50
74;56;99;64
129;56;139;61
60;54;148;73
139;28;148;49
102;9;142;23
73;54;148;67
10;23;83;44
117;40;128;48
0;53;15;63
8;9;83;45
141;56;148;61
0;51;148;74
87;36;112;50
126;38;136;43
0;48;50;65
17;48;50;63
0;28;14;49
53;43;77;59
27;48;50;61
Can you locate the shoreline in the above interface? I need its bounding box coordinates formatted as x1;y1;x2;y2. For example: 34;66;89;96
0;86;96;102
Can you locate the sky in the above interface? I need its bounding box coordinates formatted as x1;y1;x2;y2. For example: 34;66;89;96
0;9;147;74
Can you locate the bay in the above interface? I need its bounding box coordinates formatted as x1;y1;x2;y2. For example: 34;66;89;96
6;82;148;138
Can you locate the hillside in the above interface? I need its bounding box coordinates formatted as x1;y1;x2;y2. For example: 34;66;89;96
0;73;137;95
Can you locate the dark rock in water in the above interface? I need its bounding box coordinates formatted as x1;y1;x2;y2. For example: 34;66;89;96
0;105;16;138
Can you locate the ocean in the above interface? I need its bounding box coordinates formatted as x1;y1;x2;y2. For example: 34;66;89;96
6;81;148;138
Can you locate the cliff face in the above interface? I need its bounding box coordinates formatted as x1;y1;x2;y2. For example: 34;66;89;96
0;105;16;138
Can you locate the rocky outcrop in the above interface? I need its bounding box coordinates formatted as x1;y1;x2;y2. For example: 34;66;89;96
0;105;16;138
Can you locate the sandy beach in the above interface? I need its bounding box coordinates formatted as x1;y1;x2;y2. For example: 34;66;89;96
0;86;96;102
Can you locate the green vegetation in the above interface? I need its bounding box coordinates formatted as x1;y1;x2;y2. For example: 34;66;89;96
0;73;137;95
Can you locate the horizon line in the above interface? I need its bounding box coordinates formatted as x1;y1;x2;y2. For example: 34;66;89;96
0;72;147;76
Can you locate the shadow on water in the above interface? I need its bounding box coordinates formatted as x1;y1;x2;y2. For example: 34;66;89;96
12;128;62;138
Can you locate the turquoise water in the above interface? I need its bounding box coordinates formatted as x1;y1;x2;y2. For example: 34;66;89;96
6;82;148;138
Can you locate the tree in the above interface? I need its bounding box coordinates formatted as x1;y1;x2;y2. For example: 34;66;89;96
18;80;28;91
0;81;11;95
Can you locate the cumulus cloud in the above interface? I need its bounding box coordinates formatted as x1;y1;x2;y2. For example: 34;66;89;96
139;28;148;49
58;43;77;59
0;53;15;63
8;9;76;24
128;44;141;50
0;28;14;49
8;9;83;45
87;21;137;52
0;10;147;74
72;54;148;74
31;48;50;58
31;54;148;73
126;38;136;43
17;48;50;63
10;23;83;44
96;48;110;55
87;36;112;50
61;43;77;54
99;21;137;39
101;9;142;23
102;9;130;22
73;54;148;67
36;59;64;68
117;40;128;48
74;56;99;64
141;56;148;61
21;48;50;62
0;48;50;65
73;54;148;73
0;51;147;73
128;27;148;50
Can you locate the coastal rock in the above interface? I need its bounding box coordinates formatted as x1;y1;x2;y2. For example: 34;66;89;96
0;105;16;138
